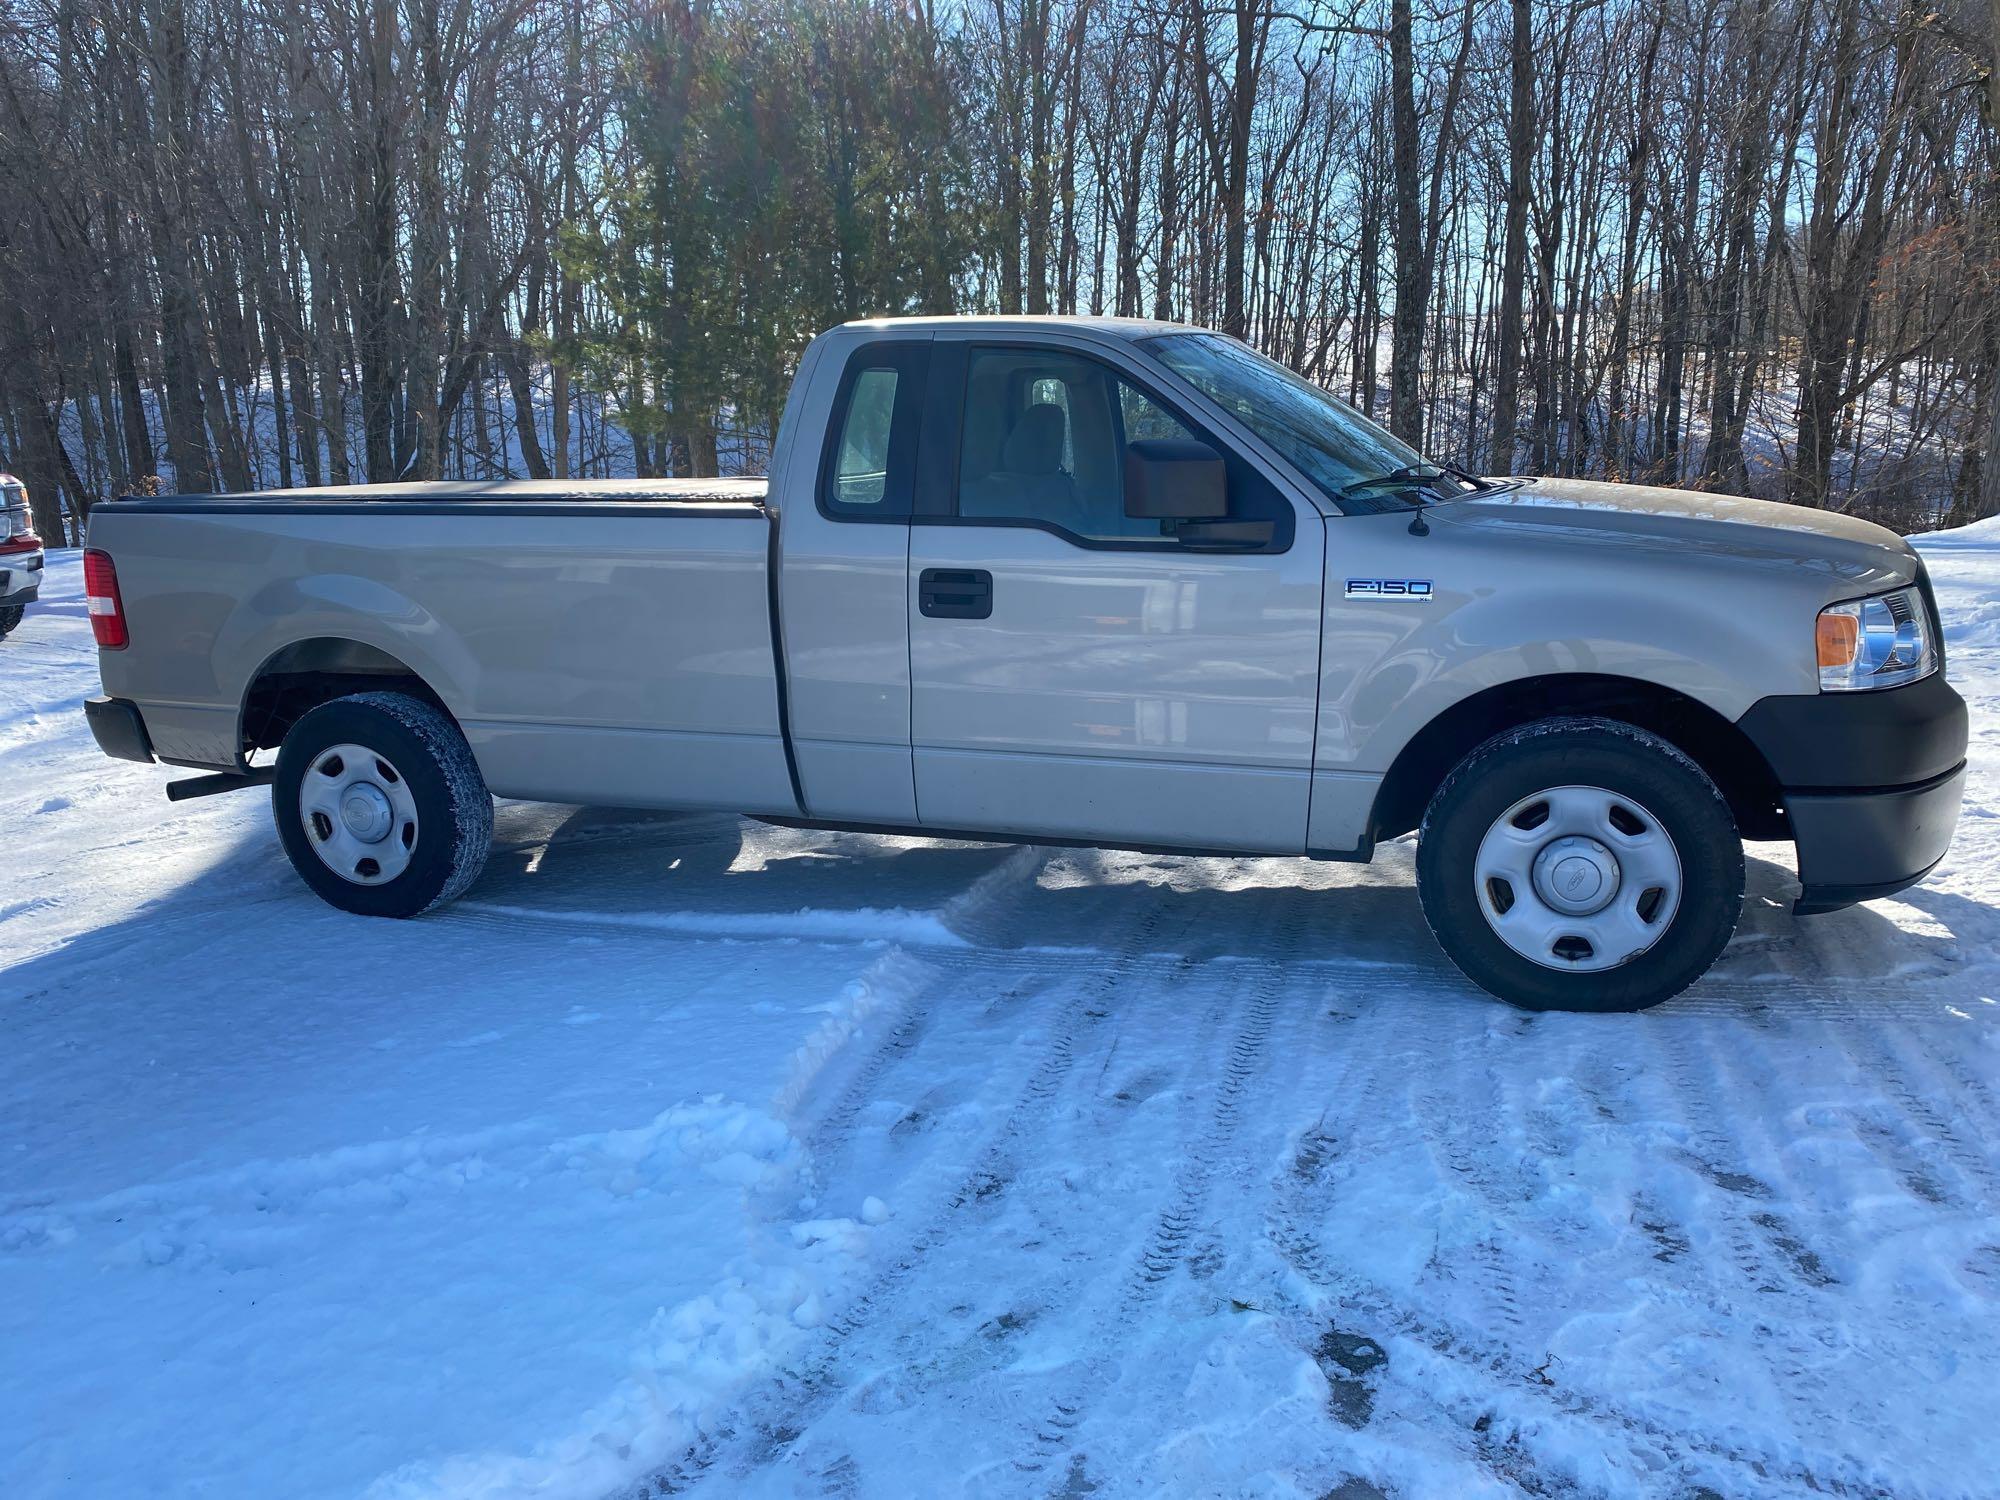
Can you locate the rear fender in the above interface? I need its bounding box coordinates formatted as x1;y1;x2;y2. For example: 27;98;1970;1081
220;574;479;761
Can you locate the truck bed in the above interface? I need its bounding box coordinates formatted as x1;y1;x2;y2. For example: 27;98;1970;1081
89;477;794;815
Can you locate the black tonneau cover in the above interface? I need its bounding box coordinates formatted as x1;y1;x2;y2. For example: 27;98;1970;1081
102;477;769;517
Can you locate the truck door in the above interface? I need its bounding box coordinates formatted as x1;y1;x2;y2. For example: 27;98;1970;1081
776;335;928;822
906;336;1324;852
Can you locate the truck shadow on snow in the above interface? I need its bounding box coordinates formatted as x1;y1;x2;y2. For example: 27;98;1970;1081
12;802;1969;1010
451;803;1972;994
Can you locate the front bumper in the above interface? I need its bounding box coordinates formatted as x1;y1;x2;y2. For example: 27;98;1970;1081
1786;765;1966;914
1737;673;1968;914
85;696;156;764
0;547;42;605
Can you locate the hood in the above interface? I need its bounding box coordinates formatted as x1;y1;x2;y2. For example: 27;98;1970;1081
1433;475;1915;589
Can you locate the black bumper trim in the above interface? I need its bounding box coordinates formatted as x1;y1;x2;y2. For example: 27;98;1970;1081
1792;858;1947;916
85;696;156;764
1788;762;1965;915
1737;672;1967;790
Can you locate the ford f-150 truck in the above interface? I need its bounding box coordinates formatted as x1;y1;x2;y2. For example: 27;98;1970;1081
81;317;1967;1010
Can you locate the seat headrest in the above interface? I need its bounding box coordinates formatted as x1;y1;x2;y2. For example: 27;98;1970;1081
1002;403;1067;475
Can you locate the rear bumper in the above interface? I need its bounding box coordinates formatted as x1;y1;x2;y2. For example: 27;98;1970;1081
85;695;156;764
0;548;42;605
1737;673;1968;915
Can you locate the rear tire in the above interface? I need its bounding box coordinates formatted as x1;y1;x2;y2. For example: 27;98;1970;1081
0;605;22;639
1415;716;1743;1012
273;691;493;917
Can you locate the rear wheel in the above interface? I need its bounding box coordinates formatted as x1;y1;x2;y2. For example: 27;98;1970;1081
1415;716;1743;1011
273;691;492;917
0;605;22;639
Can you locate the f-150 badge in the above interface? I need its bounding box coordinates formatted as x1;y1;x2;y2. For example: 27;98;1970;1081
1345;578;1434;601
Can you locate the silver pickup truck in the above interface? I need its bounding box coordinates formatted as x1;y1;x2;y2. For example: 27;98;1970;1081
82;316;1966;1011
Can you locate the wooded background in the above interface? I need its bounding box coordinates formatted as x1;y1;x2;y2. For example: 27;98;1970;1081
2;0;1997;546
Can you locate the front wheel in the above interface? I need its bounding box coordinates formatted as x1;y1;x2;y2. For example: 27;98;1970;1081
0;605;22;639
273;691;493;917
1415;717;1743;1012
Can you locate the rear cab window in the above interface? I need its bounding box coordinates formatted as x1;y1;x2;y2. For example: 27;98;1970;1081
818;341;930;520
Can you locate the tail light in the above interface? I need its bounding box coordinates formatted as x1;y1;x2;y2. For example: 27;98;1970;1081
83;549;128;649
0;478;33;554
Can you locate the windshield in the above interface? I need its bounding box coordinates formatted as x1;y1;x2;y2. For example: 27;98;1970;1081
1143;332;1444;510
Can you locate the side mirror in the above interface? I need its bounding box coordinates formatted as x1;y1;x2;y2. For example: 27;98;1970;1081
1124;438;1228;520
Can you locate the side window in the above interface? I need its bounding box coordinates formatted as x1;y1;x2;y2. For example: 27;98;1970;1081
833;369;897;507
1120;384;1192;445
955;347;1197;542
819;341;928;520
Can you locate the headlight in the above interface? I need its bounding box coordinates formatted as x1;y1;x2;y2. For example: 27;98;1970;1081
1817;584;1936;691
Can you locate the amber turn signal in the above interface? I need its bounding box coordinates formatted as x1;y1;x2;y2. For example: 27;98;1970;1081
1816;611;1859;668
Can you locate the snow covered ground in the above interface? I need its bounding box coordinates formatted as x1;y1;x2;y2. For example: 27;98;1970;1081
4;529;1999;1499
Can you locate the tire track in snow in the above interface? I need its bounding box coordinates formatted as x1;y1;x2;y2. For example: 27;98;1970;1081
1657;1021;1901;1472
1405;1016;1545;1346
1259;998;1586;1495
1908;1019;2000;1154
786;848;1054;1185
640;890;1178;1496
1266;1123;1861;1497
1682;1012;1849;1293
1558;1043;1709;1274
1294;1016;1607;1494
1834;1017;2000;1204
1260;1000;1880;1499
1014;943;1293;1479
1625;1017;1872;1467
1647;1018;1816;1298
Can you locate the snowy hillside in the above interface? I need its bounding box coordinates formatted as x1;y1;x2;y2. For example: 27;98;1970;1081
4;524;1999;1498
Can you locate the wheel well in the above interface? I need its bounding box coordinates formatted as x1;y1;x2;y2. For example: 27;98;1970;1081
1368;675;1787;844
239;639;453;756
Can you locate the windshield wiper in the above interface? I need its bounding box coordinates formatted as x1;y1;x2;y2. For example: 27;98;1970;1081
1345;462;1446;491
1347;459;1502;500
1342;462;1453;504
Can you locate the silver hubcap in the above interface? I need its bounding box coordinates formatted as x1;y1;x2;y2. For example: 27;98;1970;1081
300;742;420;885
1473;785;1681;972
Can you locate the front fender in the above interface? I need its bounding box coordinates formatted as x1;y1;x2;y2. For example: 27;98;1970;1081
1317;508;1828;779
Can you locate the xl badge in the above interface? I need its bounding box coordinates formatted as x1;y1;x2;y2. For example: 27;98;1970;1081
1345;578;1434;602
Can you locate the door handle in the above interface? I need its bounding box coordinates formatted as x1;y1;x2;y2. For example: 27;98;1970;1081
919;568;993;620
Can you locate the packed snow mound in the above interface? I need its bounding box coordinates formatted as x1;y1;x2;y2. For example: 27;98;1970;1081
1911;512;2000;547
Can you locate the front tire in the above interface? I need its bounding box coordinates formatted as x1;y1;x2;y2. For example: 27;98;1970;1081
273;691;493;917
1415;716;1743;1012
0;605;22;639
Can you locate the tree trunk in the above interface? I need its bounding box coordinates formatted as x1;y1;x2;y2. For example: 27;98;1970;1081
1486;0;1533;474
1387;0;1425;444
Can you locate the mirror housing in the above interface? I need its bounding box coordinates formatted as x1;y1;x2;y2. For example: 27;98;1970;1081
1124;438;1227;520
